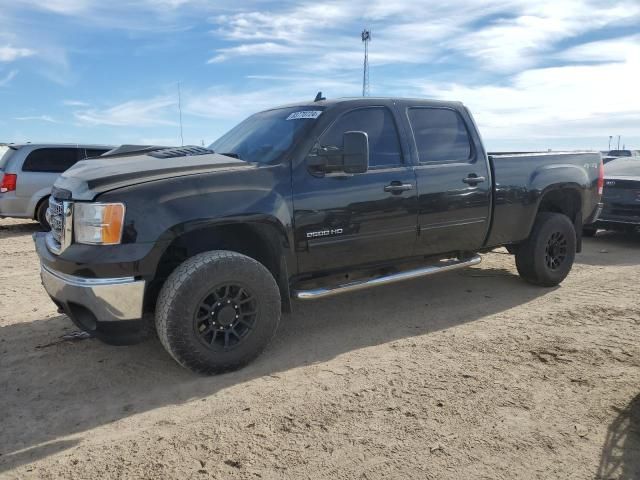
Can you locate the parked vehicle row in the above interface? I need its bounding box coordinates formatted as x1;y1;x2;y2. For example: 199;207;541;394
0;144;112;229
33;97;603;374
602;149;640;164
584;157;640;236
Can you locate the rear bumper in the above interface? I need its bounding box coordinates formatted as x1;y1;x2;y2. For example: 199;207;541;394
40;264;145;323
0;193;30;218
595;218;640;228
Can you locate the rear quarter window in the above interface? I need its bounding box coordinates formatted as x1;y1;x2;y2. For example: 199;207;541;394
22;148;80;173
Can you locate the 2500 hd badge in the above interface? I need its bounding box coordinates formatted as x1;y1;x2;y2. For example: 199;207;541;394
306;228;344;239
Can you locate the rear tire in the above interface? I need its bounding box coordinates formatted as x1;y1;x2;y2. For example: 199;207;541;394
36;197;51;231
155;250;281;374
582;225;597;237
515;212;576;287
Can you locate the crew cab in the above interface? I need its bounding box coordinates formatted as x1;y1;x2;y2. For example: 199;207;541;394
33;97;603;374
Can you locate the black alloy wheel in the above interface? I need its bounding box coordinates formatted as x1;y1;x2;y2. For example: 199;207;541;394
515;212;576;287
544;231;568;271
194;284;258;350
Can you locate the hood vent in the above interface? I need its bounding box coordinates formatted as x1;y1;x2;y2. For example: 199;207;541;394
148;146;213;159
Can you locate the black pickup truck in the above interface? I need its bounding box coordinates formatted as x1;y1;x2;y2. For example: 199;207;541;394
34;97;603;374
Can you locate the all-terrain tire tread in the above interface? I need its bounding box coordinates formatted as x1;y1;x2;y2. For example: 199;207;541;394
156;250;280;374
515;212;576;287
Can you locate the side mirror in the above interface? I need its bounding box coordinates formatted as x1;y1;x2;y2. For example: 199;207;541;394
342;131;369;174
307;131;369;174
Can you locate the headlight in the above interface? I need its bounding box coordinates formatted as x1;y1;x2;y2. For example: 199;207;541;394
73;203;125;245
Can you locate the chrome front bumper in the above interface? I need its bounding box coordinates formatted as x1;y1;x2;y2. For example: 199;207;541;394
40;264;145;322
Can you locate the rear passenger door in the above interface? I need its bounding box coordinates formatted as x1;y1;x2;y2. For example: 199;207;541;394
404;106;491;255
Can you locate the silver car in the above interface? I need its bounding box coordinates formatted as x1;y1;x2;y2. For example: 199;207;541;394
0;143;112;229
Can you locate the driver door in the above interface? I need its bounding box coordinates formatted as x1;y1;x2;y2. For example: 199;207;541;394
292;105;418;273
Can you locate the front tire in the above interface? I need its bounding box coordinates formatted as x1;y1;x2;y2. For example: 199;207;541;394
582;225;597;237
515;212;576;287
155;251;281;374
36;197;51;231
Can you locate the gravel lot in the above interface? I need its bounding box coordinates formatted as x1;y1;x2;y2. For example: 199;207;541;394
0;217;638;479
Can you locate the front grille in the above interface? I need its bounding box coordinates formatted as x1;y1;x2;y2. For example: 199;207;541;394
47;197;65;248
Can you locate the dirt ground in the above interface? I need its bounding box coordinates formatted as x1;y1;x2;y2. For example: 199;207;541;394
0;217;638;480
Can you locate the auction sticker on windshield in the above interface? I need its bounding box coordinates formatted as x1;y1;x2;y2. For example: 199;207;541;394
286;110;323;120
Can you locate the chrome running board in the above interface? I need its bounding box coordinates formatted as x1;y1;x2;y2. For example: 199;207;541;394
293;254;482;300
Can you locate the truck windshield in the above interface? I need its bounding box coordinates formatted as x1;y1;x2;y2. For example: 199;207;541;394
209;107;324;164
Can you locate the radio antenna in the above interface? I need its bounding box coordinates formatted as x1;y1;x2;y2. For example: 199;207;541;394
178;82;184;146
361;29;371;97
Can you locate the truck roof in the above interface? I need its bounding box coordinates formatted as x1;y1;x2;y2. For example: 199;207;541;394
269;97;465;111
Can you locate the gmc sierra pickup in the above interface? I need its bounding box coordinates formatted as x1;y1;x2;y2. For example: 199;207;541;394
34;97;603;374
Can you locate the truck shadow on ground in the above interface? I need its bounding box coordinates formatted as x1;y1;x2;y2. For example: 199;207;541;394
597;393;640;480
0;266;550;472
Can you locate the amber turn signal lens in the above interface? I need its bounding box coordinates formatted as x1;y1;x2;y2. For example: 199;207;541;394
101;204;125;244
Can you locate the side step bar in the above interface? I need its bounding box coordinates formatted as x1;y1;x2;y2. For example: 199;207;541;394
293;254;482;300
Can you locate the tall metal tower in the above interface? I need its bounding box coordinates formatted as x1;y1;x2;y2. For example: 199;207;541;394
361;29;371;97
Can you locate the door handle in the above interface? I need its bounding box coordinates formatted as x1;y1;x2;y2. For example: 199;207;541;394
384;182;414;193
462;175;486;185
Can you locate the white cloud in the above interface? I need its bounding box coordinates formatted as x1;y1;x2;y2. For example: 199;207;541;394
557;34;640;63
14;0;93;15
0;70;18;86
452;0;640;71
0;45;35;62
14;0;206;15
209;42;296;63
74;96;178;127
209;0;640;75
15;115;58;123
3;0;638;150
413;54;640;143
62;100;90;107
184;76;361;121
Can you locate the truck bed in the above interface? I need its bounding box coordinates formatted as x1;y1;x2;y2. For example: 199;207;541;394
486;151;602;247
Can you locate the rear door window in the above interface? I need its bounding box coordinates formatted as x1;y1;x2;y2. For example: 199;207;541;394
407;108;473;163
22;148;80;173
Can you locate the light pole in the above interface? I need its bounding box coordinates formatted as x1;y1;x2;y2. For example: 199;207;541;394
361;29;371;97
608;136;612;151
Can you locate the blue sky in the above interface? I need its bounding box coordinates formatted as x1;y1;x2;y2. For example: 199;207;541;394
0;0;638;151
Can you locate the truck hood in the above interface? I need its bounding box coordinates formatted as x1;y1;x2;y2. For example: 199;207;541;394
54;151;254;200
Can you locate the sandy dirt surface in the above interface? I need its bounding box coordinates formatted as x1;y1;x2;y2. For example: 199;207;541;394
0;217;638;479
